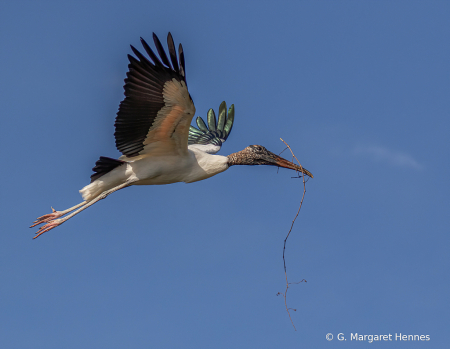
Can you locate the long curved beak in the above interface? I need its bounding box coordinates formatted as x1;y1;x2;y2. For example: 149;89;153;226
263;152;314;178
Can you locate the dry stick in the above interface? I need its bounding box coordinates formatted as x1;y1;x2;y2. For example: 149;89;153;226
280;138;308;331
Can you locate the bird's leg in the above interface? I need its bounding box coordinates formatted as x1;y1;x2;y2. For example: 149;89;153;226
32;180;135;239
30;201;87;228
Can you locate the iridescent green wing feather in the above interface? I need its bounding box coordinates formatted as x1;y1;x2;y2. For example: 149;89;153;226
188;101;235;147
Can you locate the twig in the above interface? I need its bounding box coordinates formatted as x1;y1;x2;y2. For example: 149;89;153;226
279;138;308;331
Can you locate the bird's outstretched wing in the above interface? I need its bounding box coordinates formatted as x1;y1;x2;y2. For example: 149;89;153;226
115;33;195;159
188;101;234;154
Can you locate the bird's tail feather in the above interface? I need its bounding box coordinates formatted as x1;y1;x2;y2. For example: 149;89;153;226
90;156;125;183
80;181;104;202
80;156;127;201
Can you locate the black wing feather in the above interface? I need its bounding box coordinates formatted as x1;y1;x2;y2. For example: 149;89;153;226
153;33;172;69
114;33;187;157
167;33;179;74
178;43;185;79
140;37;163;68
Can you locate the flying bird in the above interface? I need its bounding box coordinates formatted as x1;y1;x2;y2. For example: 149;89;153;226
31;33;313;238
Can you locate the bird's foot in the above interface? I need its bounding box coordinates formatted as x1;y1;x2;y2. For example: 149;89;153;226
33;219;63;239
30;207;64;228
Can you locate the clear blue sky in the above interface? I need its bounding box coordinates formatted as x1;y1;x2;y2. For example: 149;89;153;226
1;1;449;348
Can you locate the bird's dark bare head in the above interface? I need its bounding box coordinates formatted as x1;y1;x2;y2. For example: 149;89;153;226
228;145;313;178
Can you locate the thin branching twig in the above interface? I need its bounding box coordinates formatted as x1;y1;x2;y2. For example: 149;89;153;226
278;138;308;331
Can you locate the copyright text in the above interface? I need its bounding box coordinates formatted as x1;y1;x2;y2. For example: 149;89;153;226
326;333;430;342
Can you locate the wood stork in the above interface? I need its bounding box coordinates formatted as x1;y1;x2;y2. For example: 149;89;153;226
31;33;313;238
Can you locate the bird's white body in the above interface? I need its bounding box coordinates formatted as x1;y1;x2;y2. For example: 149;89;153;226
80;146;229;201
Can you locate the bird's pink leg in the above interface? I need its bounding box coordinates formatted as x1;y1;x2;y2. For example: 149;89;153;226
32;181;134;239
33;218;65;238
30;202;86;228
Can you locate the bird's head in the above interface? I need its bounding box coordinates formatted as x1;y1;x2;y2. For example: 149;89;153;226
228;145;313;178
